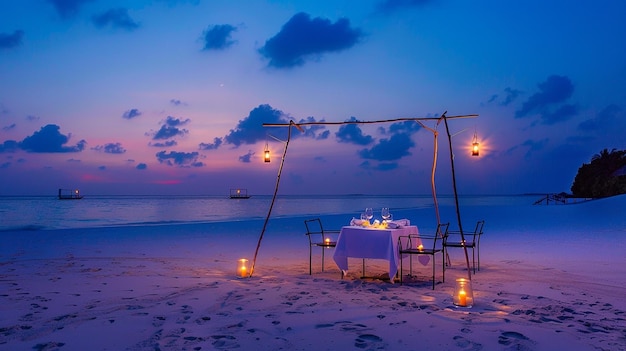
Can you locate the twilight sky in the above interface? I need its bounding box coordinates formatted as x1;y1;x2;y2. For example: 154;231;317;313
1;0;625;196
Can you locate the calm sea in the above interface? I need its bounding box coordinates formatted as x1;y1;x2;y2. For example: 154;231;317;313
0;194;538;231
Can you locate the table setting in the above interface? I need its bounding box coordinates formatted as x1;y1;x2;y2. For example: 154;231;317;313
333;207;421;281
349;207;411;229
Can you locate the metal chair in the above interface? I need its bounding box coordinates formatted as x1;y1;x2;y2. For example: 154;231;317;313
398;222;449;289
304;218;339;275
443;220;485;273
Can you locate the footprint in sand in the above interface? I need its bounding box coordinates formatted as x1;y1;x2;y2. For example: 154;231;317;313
32;341;65;351
355;333;386;349
152;315;166;327
195;316;211;325
210;335;239;349
315;321;387;349
177;304;194;323
498;331;534;350
453;335;482;350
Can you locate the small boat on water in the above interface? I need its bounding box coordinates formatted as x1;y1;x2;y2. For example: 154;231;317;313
229;188;251;199
58;188;83;200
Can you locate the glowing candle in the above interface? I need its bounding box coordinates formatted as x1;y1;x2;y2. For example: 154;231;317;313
418;244;424;252
458;289;467;307
238;259;249;278
324;238;330;245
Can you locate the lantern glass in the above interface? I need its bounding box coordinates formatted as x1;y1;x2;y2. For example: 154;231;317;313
264;143;270;163
237;258;250;278
453;278;474;307
471;142;479;156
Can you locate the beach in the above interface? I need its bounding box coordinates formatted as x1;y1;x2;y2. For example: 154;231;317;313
1;196;625;350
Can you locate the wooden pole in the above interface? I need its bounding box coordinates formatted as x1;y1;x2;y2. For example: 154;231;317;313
416;121;441;227
249;122;295;277
441;112;472;281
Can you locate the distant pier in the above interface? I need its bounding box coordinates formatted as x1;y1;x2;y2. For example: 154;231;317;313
533;193;590;205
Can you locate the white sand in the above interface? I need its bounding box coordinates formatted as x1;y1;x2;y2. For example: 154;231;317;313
1;196;625;350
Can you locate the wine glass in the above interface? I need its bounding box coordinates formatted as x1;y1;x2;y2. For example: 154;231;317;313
381;207;391;222
364;208;373;222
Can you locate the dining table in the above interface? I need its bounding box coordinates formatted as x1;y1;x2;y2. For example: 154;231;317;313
332;224;419;281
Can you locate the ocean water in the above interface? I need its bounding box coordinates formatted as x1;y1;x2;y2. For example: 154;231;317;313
0;194;540;231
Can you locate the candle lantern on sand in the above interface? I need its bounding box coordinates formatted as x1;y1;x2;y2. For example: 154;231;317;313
237;258;250;278
453;278;474;308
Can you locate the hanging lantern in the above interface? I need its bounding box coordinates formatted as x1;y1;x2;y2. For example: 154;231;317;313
264;143;270;163
471;131;480;157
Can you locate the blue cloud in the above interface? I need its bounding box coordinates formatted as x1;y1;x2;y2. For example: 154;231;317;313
506;138;550;159
202;24;237;51
298;116;330;140
501;87;522;106
0;140;20;153
0;30;24;50
92;8;139;31
156;150;203;167
199;137;223;150
210;105;331;149
136;163;147;170
150;140;178;147
540;103;578;125
259;12;363;68
238;151;254;163
164;116;190;127
335;117;373;145
152;116;190;140
578;104;623;132
387;120;422;135
92;142;126;154
48;0;93;19
153;125;185;140
18;124;86;153
521;138;549;159
358;133;414;161
515;75;574;118
2;124;16;132
122;108;142;119
224;104;288;147
488;87;523;106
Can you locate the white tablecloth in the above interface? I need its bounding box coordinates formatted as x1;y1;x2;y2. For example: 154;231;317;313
332;225;419;280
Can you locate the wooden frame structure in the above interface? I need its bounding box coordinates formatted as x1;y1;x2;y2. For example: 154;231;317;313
249;113;477;281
